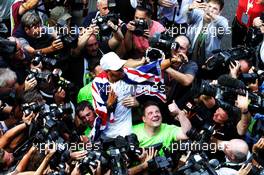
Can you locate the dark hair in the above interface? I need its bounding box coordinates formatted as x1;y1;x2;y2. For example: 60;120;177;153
208;0;224;11
21;11;41;28
76;101;94;115
143;101;160;114
136;3;152;17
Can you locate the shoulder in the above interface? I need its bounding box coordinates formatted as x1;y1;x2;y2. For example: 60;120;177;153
132;123;144;133
151;20;165;32
161;123;180;131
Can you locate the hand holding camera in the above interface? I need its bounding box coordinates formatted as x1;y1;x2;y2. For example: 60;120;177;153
24;75;37;91
51;37;64;51
170;53;188;65
188;0;207;11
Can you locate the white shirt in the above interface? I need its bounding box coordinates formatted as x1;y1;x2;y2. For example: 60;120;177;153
102;80;135;138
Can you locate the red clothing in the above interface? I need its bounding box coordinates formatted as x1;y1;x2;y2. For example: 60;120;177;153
11;0;24;34
236;0;264;27
132;20;165;54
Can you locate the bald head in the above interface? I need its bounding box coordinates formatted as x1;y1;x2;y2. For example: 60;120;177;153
224;139;249;163
174;35;191;54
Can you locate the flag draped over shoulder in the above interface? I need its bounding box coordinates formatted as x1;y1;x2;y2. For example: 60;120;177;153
90;59;166;140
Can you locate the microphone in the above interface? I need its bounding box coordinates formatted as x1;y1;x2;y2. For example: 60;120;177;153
217;74;246;89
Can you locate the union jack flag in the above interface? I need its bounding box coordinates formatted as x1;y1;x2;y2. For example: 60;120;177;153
90;59;166;141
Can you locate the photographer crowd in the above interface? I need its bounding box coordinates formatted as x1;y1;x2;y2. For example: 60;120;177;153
0;0;264;174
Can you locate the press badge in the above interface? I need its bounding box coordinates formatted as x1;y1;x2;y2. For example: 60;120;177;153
241;12;249;25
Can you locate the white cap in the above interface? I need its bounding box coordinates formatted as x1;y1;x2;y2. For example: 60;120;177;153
100;52;126;71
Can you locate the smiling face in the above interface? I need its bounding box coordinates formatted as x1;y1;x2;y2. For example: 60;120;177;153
143;105;162;128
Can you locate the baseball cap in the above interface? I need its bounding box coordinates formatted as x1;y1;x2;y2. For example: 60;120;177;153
100;52;126;71
50;6;72;21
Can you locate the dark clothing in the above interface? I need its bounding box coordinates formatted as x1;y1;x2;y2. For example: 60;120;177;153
165;60;198;108
192;23;207;68
82;11;97;27
13;24;53;50
232;17;248;47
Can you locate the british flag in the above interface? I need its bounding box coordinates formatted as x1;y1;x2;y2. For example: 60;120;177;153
90;59;166;141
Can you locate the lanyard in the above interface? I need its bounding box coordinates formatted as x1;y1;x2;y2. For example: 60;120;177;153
246;0;254;14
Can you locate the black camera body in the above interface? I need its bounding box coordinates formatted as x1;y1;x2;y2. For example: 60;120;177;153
52;73;74;91
22;102;43;116
203;46;256;79
32;51;57;69
149;33;180;57
133;19;148;36
27;70;52;84
56;19;78;48
93;13;119;37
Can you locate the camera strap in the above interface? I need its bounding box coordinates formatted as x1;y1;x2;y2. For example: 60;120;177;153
172;0;182;24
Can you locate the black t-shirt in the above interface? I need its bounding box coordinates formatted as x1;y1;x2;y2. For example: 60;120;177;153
165;60;198;108
13;24;53;50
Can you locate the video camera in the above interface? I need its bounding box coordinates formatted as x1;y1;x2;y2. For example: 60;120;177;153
32;51;57;69
239;69;264;85
193;76;264;114
56;19;78;48
149;32;180;57
203;46;256;79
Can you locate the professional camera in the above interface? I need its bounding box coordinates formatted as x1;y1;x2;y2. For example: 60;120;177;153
133;19;148;36
49;103;73;119
187;123;215;144
49;137;71;173
93;14;119;36
0;37;17;57
239;69;264;85
92;0;119;37
27;70;52;84
193;76;264;114
79;149;108;175
149;32;180;57
52;73;75;91
176;152;218;175
203;46;256;79
32;51;57;69
56;19;78;48
22;102;44;116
